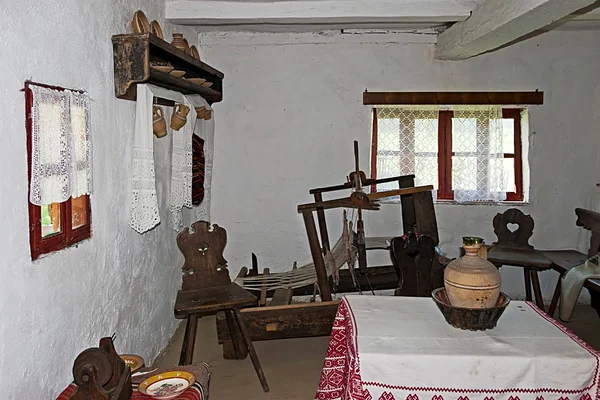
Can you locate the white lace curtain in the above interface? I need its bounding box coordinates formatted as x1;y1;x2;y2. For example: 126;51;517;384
375;105;508;202
29;85;93;206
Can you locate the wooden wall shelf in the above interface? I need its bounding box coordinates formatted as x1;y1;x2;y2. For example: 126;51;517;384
111;33;224;104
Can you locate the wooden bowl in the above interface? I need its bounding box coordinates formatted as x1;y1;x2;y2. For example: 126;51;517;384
132;10;151;34
432;288;510;331
188;45;200;60
150;20;164;39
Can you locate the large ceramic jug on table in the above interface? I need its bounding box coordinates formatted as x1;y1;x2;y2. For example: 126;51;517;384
444;237;501;308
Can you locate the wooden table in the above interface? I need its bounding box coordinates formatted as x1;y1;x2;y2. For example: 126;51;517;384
486;246;552;310
315;296;600;400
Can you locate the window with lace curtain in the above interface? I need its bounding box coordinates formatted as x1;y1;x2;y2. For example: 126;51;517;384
371;106;526;203
25;82;93;260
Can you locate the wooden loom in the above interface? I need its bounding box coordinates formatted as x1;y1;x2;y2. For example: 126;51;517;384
216;141;439;359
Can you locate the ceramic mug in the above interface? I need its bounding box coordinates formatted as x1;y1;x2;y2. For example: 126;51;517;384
153;106;167;138
171;103;190;131
195;106;206;119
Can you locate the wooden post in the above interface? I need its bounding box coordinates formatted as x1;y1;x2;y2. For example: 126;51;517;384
314;192;331;252
302;209;332;301
399;175;416;235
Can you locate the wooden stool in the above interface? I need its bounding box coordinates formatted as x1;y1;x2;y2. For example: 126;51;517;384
174;221;269;392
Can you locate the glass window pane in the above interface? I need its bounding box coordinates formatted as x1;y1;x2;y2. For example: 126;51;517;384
452;118;477;153
503;158;516;193
502;119;515;153
378;118;400;151
41;203;61;237
415;157;438;189
414;119;438;153
377;155;402;191
452;156;477;190
72;196;88;229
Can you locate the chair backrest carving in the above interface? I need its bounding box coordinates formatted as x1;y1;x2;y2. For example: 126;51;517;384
575;208;600;256
492;208;534;250
177;221;231;290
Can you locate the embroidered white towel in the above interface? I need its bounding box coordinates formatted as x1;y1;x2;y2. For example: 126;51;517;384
559;259;600;321
129;84;208;234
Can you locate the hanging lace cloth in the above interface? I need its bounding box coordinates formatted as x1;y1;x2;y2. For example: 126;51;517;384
130;84;210;234
452;106;506;202
29;85;93;205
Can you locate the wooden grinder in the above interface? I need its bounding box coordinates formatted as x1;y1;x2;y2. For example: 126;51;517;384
69;337;132;400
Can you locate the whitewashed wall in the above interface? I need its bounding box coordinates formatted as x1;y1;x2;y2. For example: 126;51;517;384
0;1;200;398
203;30;600;302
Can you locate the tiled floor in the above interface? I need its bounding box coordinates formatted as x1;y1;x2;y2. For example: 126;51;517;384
154;304;599;400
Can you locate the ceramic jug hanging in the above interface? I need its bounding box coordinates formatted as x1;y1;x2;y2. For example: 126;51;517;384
153;106;167;138
171;103;190;131
444;237;501;309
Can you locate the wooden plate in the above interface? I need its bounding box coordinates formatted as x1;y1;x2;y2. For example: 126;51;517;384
132;10;151;34
201;82;213;88
170;70;186;78
186;77;206;85
188;45;200;60
151;65;174;74
138;371;195;399
120;354;145;373
150;20;163;39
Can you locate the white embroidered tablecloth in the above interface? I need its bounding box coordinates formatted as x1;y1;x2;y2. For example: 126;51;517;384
315;296;600;400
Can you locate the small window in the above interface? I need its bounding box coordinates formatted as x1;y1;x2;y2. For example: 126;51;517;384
25;82;92;260
372;106;525;203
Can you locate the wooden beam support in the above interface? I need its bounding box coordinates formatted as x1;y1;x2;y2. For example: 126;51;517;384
166;0;477;28
363;91;544;105
436;0;600;60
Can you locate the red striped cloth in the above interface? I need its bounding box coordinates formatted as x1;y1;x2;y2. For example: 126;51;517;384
57;382;204;400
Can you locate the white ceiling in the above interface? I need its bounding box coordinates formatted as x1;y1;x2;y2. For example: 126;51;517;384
165;0;600;33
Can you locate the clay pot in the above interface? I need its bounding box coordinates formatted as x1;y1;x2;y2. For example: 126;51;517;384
444;237;501;309
171;33;187;52
153;106;167;138
195;106;206;119
170;103;190;131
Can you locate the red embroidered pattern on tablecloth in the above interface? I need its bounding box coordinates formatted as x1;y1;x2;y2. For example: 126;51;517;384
315;300;600;400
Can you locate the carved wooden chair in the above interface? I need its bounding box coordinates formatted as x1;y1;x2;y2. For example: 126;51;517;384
487;208;552;310
541;208;600;317
390;233;446;297
174;221;269;392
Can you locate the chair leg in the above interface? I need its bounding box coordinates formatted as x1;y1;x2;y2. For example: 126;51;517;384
179;314;198;366
225;310;244;359
530;270;545;311
548;278;562;317
232;308;270;392
523;267;533;301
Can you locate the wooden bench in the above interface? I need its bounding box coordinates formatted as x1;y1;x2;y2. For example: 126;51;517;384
541;208;600;317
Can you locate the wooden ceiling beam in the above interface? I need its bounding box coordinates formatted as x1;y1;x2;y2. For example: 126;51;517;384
436;0;600;60
165;0;479;27
363;92;544;106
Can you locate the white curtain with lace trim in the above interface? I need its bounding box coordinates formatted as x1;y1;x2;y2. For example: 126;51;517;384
29;85;93;206
375;105;509;202
452;106;507;202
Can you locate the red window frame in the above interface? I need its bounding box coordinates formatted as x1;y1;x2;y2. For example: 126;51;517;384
24;81;92;260
371;108;524;202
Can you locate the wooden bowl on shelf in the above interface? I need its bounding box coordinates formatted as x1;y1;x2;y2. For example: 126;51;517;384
432;288;510;331
132;10;151;34
150;20;164;39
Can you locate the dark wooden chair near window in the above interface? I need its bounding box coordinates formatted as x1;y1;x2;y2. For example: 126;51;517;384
542;208;600;318
486;208;552;310
173;221;269;392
